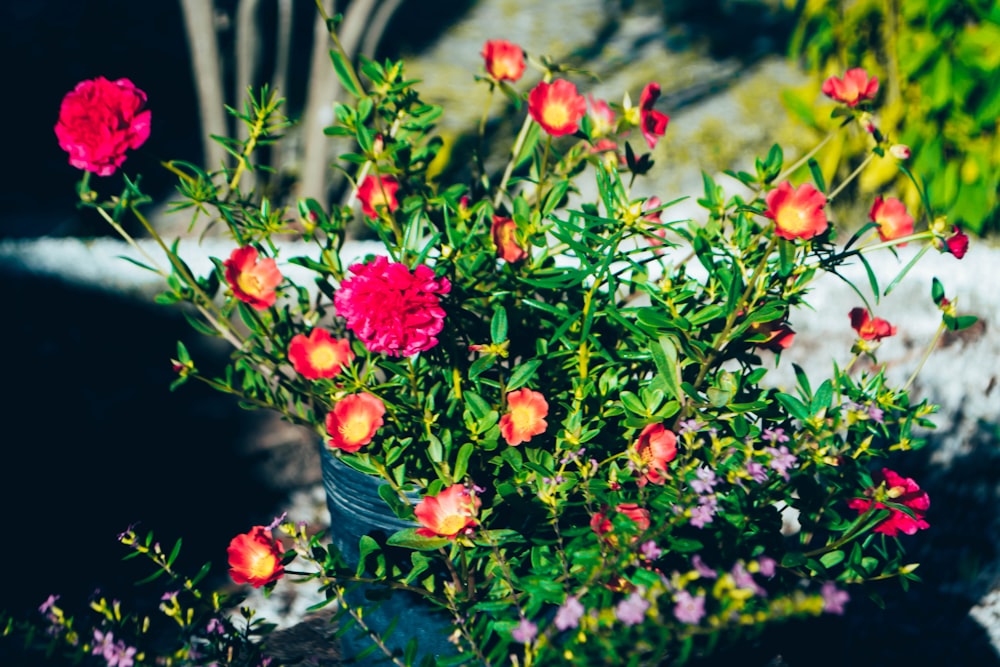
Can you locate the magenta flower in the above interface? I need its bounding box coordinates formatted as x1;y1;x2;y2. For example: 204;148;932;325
334;256;451;357
638;82;669;149
821;581;850;615
848;468;929;536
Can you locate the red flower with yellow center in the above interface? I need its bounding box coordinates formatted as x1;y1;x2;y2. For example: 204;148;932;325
223;246;283;310
288;329;354;379
849;308;896;342
227;526;285;588
357;174;400;220
325;393;386;453
869;196;914;243
638;82;669;149
633;423;677;487
481;39;526;82
528;79;587;137
848;468;929;536
590;503;651;545
821;68;879;107
491;215;527;263
414;484;481;538
499;388;549;446
765;181;829;240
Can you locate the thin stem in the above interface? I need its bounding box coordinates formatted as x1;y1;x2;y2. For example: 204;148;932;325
493;112;534;209
774;132;836;184
827;153;874;202
903;320;946;391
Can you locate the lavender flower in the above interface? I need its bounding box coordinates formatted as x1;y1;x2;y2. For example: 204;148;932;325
867;405;885;423
38;594;59;615
673;590;706;624
690;495;718;528
756;556;777;578
640;539;663;561
764;445;798;481
731;562;765;596
677;418;702;435
554;596;585;631
821;581;850;615
691;554;718;579
762;427;790;444
511;617;538;643
690;465;719;494
746;460;769;484
615;590;650;626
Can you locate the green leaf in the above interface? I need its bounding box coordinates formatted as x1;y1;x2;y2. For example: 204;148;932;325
807;157;827;194
329;49;363;98
811;380;833;414
356;535;380;577
931;277;945;305
378;483;411;521
387;528;450;551
453;442;474;481
490;306;508;344
506;359;543;392
650;336;683;403
820;550;846;569
775;392;810;422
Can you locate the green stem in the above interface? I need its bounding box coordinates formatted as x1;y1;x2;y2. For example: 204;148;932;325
773;132;836;185
827;153;875;202
903;320;946;392
492;112;535;209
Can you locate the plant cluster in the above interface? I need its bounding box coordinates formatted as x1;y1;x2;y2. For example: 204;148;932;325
3;4;979;666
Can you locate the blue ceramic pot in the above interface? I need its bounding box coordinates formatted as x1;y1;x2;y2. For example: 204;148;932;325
320;446;457;664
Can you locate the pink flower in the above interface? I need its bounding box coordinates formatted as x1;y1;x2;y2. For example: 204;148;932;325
633;423;677;487
414;484;480;538
334;256;451;357
765;181;829;240
287;328;354;379
750;318;796;352
590;503;651;544
848;468;929;536
638;83;669;149
55;77;151;176
587;95;616;138
944;225;969;259
849;308;897;341
491;215;528;263
227;526;285;588
325;393;386;453
528;79;587;137
224;246;283;310
499;388;549;446
356;175;400;220
869;196;914;243
821;68;879;107
481;40;526;82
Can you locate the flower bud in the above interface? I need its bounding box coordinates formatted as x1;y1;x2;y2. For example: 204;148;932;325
889;144;911;159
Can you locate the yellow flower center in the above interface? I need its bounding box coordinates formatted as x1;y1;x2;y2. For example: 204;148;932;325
340;414;372;445
248;551;277;579
237;271;263;297
776;206;809;235
542;102;571;130
437;514;468;536
308;344;337;371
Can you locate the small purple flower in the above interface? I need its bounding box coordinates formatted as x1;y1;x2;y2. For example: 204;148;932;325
92;629;116;659
640;539;663;561
731;562;765;596
762;427;790;444
690;466;718;494
821;581;849;615
265;512;288;531
615;590;650;626
108;643;137;667
746;460;769;484
689;496;718;528
160;590;178;602
757;556;776;578
588;458;600;476
560;447;586;464
472;483;487;494
38;594;60;615
691;554;718;579
764;445;798;481
673;590;706;624
678;419;702;435
554;596;585;631
206;618;225;635
867;405;884;423
511;617;538;644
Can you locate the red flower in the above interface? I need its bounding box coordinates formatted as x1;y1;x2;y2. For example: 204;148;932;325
414;484;481;538
491;215;528;263
224;246;283;310
590;504;651;544
334;256;451;357
849;308;897;341
848;468;929;536
325;393;386;453
587;95;616;138
633;423;677;487
751;319;795;352
55;77;151;176
356;175;400;220
227;526;284;588
638;83;669;150
821;68;879;107
869;196;914;243
528;79;587;137
944;226;969;259
499;388;549;446
288;329;354;379
481;40;526;82
765;181;829;240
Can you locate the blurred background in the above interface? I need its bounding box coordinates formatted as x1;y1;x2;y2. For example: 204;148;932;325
1;0;998;665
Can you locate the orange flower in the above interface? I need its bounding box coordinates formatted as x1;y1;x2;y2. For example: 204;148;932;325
638;82;669;149
849;308;897;341
590;503;651;544
499;388;549;446
821;68;879;107
481;39;526;82
528;79;587;137
224;246;283;310
325;393;386;453
765;181;828;241
288;329;354;379
491;215;527;263
357;174;400;220
227;526;284;588
414;484;481;538
633;423;677;487
869;196;913;243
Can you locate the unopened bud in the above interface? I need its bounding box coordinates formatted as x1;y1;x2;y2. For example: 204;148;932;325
889;144;911;160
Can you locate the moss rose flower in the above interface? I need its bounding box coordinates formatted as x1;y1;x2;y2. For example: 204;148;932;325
499;388;549;446
491;215;528;263
590;503;651;545
288;328;354;379
224;246;283;310
849;308;896;341
821;68;879;107
414;484;481;538
334;256;451;357
528;79;587;137
848;468;929;536
325;393;386;453
638;82;669;149
944;225;969;259
356;174;400;220
55;76;151;176
633;423;677;487
869;196;914;243
227;526;284;588
481;39;526;82
765;181;828;240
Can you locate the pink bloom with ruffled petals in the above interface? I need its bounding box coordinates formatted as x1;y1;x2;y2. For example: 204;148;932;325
848;468;929;536
638;83;669;149
822;68;879;107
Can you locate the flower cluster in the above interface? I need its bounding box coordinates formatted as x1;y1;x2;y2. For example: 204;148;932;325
11;10;978;667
